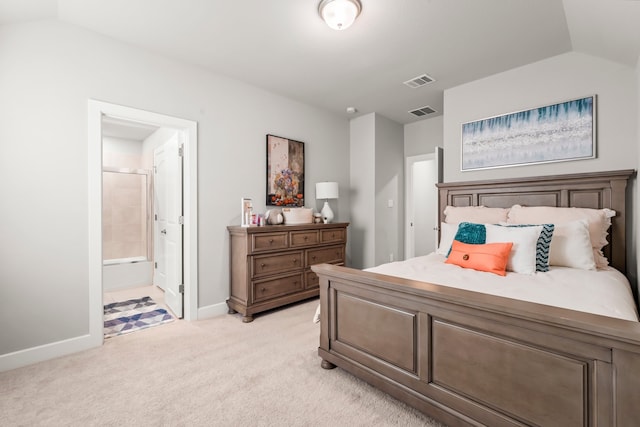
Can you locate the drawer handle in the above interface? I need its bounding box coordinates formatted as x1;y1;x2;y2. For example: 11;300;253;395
332;233;335;238
292;258;298;263
304;236;308;241
269;239;274;244
312;255;316;260
261;287;266;292
261;263;266;268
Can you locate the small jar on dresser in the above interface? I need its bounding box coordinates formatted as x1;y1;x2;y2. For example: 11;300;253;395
227;222;348;322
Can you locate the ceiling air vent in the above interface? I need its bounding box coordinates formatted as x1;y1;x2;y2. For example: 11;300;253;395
403;74;435;89
409;106;437;117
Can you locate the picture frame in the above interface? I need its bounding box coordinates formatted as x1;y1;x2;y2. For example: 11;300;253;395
266;134;305;207
461;95;596;171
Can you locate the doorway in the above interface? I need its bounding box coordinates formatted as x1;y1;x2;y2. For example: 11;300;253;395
404;147;442;259
88;100;198;347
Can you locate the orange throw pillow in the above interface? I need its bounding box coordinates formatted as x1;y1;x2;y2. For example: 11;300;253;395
445;240;513;276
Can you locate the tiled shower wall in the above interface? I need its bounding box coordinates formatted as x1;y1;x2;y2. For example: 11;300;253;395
103;142;149;261
103;171;148;260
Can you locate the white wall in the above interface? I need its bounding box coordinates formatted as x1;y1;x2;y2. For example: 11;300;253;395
142;128;179;169
374;114;404;265
0;20;349;358
404;115;443;158
349;114;376;268
103;137;144;168
349;113;403;268
443;52;637;183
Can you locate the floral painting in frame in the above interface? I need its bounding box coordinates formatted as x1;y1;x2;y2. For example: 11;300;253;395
266;134;305;207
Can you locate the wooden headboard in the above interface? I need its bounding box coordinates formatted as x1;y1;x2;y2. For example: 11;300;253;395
437;170;635;274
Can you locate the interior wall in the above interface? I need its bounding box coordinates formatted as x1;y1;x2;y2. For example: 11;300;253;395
443;51;637;183
404;115;443;158
0;19;349;357
103;137;144;169
348;113;404;268
374;114;404;266
349;114;376;269
142;128;180;179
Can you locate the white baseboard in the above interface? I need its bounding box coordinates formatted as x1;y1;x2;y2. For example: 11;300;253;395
197;301;229;319
1;302;229;372
0;334;100;372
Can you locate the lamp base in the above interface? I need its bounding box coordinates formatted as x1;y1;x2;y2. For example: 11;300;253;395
320;201;334;224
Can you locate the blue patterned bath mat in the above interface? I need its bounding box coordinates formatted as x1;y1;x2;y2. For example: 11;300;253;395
104;296;174;338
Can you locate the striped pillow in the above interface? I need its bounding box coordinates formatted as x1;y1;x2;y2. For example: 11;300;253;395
499;224;554;272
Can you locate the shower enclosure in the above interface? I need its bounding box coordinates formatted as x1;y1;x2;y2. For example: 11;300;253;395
102;167;153;291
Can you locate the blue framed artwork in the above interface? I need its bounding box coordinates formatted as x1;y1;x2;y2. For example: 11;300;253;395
461;95;596;171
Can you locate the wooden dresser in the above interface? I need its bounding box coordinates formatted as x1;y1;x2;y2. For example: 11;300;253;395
227;222;348;322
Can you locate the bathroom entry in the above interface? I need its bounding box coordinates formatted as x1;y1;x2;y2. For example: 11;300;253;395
89;100;198;343
101;117;184;319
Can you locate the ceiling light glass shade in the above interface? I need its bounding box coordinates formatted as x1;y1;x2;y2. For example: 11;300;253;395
319;0;362;31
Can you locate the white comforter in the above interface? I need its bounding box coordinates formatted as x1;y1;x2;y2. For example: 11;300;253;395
366;253;639;322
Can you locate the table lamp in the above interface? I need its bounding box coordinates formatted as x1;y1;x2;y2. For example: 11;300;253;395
315;182;339;223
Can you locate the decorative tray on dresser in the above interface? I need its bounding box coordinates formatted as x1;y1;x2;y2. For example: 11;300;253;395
227;222;348;322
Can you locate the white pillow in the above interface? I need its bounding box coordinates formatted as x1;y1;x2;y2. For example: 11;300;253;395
485;223;542;275
444;205;509;225
506;205;614;268
436;222;458;256
549;220;596;270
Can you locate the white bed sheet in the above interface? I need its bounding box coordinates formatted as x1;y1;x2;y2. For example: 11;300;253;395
366;253;639;322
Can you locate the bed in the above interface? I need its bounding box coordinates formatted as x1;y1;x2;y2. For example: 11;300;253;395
311;170;640;427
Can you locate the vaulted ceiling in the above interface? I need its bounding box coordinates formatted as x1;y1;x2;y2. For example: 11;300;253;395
2;0;639;124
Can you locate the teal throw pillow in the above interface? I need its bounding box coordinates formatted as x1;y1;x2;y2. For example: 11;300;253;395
447;222;486;256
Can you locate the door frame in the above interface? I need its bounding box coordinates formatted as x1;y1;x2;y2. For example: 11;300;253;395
404;147;443;260
88;99;198;347
404;153;433;259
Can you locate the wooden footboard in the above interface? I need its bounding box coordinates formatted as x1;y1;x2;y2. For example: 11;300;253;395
313;264;640;427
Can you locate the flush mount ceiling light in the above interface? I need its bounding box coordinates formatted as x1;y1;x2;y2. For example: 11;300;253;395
319;0;362;31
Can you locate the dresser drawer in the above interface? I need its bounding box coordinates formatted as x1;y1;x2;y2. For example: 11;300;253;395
321;228;345;243
306;245;344;266
253;273;304;303
306;270;320;289
306;262;343;289
290;230;319;247
252;251;303;277
252;232;288;253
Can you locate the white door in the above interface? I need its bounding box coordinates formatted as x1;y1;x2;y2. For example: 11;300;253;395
153;145;167;291
154;132;183;318
405;147;442;259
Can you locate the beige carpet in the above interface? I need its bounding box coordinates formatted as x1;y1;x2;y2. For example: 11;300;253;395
0;299;446;427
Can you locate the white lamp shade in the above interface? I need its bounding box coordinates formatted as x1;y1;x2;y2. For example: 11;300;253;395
316;182;339;200
319;0;361;31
